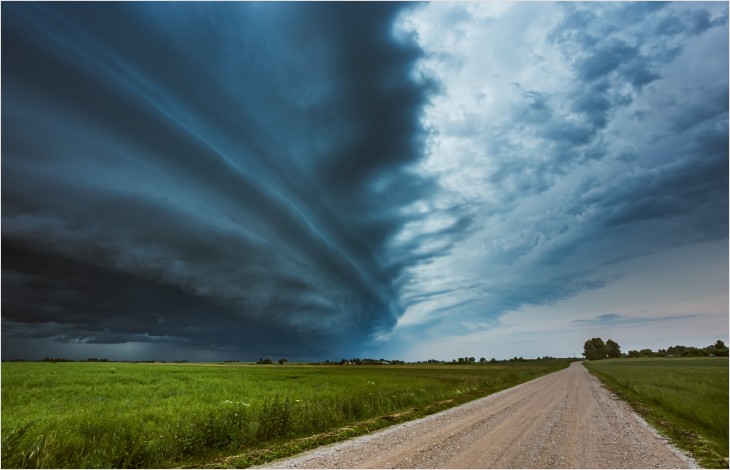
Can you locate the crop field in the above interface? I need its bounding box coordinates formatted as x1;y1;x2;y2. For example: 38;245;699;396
1;360;571;468
584;357;728;468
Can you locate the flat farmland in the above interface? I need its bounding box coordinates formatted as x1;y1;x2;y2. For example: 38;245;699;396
584;357;728;468
1;360;571;468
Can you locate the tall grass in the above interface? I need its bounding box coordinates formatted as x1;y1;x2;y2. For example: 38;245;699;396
584;357;728;468
2;360;570;468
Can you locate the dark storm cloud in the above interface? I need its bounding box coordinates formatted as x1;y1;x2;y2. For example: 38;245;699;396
575;39;639;83
588;88;728;238
671;84;729;133
602;152;727;232
570;85;611;129
511;2;728;235
535;117;728;268
482;273;614;318
686;8;728;35
2;2;432;359
481;3;690;197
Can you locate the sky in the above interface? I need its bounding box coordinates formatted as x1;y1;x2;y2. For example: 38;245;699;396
2;2;728;362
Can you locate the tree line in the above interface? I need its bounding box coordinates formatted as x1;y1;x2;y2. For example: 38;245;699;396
583;338;728;360
257;357;411;365
626;340;728;358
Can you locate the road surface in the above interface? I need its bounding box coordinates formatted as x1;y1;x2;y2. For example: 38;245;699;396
262;362;695;468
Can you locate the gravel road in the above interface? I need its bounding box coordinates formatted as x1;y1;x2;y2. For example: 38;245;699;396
261;362;696;469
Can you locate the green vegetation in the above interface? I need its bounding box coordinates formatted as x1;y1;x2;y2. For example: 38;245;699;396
584;357;728;468
583;337;622;360
582;338;728;361
2;360;571;468
627;340;729;358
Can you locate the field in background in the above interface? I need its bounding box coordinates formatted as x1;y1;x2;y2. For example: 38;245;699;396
584;357;728;468
2;360;571;468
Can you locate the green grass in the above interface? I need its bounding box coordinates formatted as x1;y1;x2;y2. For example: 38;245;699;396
584;357;728;469
1;360;571;468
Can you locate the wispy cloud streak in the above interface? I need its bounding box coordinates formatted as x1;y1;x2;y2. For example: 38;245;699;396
2;3;437;358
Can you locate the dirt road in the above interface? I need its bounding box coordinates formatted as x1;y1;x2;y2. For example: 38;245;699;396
263;362;695;468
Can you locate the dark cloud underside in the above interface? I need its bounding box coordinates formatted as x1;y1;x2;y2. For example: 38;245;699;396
2;2;430;358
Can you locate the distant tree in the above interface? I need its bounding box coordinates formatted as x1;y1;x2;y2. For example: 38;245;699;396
278;358;288;365
712;340;729;357
490;358;497;363
479;357;486;363
257;357;272;364
627;350;640;358
700;340;728;357
583;338;608;360
667;345;685;356
606;339;621;358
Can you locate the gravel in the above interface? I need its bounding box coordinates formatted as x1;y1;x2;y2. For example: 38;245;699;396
259;362;697;469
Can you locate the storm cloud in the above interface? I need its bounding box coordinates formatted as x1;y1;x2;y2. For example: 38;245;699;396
2;2;434;359
387;1;728;358
3;2;728;361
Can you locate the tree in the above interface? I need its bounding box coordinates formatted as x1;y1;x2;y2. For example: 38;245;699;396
640;348;655;357
606;339;621;358
278;358;288;365
583;338;608;360
708;340;728;356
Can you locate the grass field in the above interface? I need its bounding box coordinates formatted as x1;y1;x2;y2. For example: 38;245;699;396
1;360;571;468
584;357;728;469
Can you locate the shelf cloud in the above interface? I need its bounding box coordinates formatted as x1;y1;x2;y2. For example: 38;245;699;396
3;2;727;361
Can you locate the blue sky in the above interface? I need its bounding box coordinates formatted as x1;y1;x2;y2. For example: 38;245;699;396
2;2;728;361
